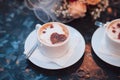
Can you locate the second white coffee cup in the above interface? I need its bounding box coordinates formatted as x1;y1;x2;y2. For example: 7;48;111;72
104;19;120;55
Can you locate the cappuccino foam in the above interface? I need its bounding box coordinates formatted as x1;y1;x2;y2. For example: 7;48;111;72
39;22;69;45
107;20;120;42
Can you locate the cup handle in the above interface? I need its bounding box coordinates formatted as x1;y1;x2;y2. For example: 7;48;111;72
95;21;110;28
35;24;42;30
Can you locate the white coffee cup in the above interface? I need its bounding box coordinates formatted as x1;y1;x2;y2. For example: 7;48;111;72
104;19;120;55
36;22;70;58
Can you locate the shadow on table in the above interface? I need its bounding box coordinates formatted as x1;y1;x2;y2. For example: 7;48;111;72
26;55;84;76
92;49;120;80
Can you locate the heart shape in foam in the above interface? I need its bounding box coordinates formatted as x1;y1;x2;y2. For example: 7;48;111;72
50;32;67;44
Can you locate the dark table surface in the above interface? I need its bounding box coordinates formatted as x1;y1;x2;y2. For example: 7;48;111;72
0;0;120;80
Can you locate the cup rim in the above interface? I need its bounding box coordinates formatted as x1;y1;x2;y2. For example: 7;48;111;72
105;19;120;43
36;22;70;47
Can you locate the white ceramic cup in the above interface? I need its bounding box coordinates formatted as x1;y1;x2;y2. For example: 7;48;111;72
36;22;70;58
104;19;120;55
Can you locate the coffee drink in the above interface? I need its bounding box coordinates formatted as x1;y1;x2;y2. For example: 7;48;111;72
107;20;120;42
38;22;69;46
36;22;70;58
105;19;120;55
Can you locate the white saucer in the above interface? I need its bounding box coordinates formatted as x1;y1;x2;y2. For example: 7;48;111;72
24;26;85;69
92;28;120;67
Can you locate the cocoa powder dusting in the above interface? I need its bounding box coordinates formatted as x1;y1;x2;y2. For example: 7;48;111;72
118;33;120;39
112;30;116;33
42;31;46;34
50;33;67;44
117;23;120;28
112;26;115;29
50;24;54;28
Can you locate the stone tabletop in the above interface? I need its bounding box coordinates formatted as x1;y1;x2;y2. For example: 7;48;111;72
0;0;120;80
